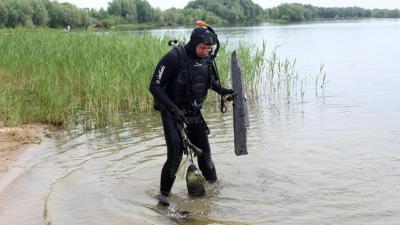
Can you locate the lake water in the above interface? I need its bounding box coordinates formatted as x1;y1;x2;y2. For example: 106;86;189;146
1;19;399;225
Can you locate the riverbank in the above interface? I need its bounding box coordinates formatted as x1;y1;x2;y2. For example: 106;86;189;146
0;124;46;193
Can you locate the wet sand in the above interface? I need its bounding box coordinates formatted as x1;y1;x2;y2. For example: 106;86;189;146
0;124;46;193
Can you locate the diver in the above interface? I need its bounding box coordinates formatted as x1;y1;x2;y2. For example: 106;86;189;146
149;22;235;206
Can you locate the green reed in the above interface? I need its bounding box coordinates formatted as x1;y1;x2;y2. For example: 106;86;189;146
0;29;324;128
213;43;318;105
0;29;169;127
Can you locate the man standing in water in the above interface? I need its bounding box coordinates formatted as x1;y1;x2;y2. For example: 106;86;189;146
149;22;234;206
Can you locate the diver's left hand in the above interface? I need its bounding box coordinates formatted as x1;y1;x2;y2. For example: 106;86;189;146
223;92;238;102
221;87;234;95
221;88;236;102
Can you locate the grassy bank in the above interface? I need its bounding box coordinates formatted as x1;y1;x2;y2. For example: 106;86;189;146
0;29;318;129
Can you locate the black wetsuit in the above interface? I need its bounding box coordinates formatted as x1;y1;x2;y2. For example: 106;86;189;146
149;44;231;195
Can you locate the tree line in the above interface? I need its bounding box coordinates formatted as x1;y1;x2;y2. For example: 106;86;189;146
267;3;400;22
0;0;89;28
89;0;264;28
1;0;399;29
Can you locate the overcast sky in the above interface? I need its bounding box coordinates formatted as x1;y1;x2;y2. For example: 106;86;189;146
60;0;400;10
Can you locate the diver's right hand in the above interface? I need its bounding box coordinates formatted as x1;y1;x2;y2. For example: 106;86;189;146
171;108;187;124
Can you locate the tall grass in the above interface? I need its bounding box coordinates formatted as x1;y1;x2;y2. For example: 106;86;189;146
1;29;170;128
0;29;325;128
215;42;326;105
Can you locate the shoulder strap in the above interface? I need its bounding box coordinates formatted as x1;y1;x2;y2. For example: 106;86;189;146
175;45;189;66
176;45;194;95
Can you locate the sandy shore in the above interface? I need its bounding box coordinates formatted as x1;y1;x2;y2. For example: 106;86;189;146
0;124;47;193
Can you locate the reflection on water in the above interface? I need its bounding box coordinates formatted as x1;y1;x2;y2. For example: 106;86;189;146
1;19;400;225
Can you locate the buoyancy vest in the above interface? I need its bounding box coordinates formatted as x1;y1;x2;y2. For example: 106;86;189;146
166;45;212;108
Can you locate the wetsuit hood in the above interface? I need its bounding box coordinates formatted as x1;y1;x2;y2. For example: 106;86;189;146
185;25;219;59
184;43;198;59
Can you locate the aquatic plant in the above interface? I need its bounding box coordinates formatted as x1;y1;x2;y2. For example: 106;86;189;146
315;63;327;96
0;29;169;128
0;29;325;128
213;43;326;106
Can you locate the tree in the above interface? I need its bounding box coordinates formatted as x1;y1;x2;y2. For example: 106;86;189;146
42;1;88;28
44;0;61;27
0;2;8;27
108;0;137;23
274;3;306;22
387;9;400;18
3;0;33;27
163;8;179;25
89;8;108;20
77;9;89;28
185;0;263;24
135;0;153;23
100;15;125;28
30;0;48;26
151;8;163;23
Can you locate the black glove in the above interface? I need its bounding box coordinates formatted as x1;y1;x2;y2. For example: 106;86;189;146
221;87;235;95
170;108;187;124
221;88;237;102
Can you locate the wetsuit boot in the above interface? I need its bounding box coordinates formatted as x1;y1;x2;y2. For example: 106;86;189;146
155;192;170;206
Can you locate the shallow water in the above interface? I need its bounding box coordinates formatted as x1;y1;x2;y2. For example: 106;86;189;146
1;19;400;225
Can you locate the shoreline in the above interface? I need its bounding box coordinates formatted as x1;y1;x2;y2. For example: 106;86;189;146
0;124;47;193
